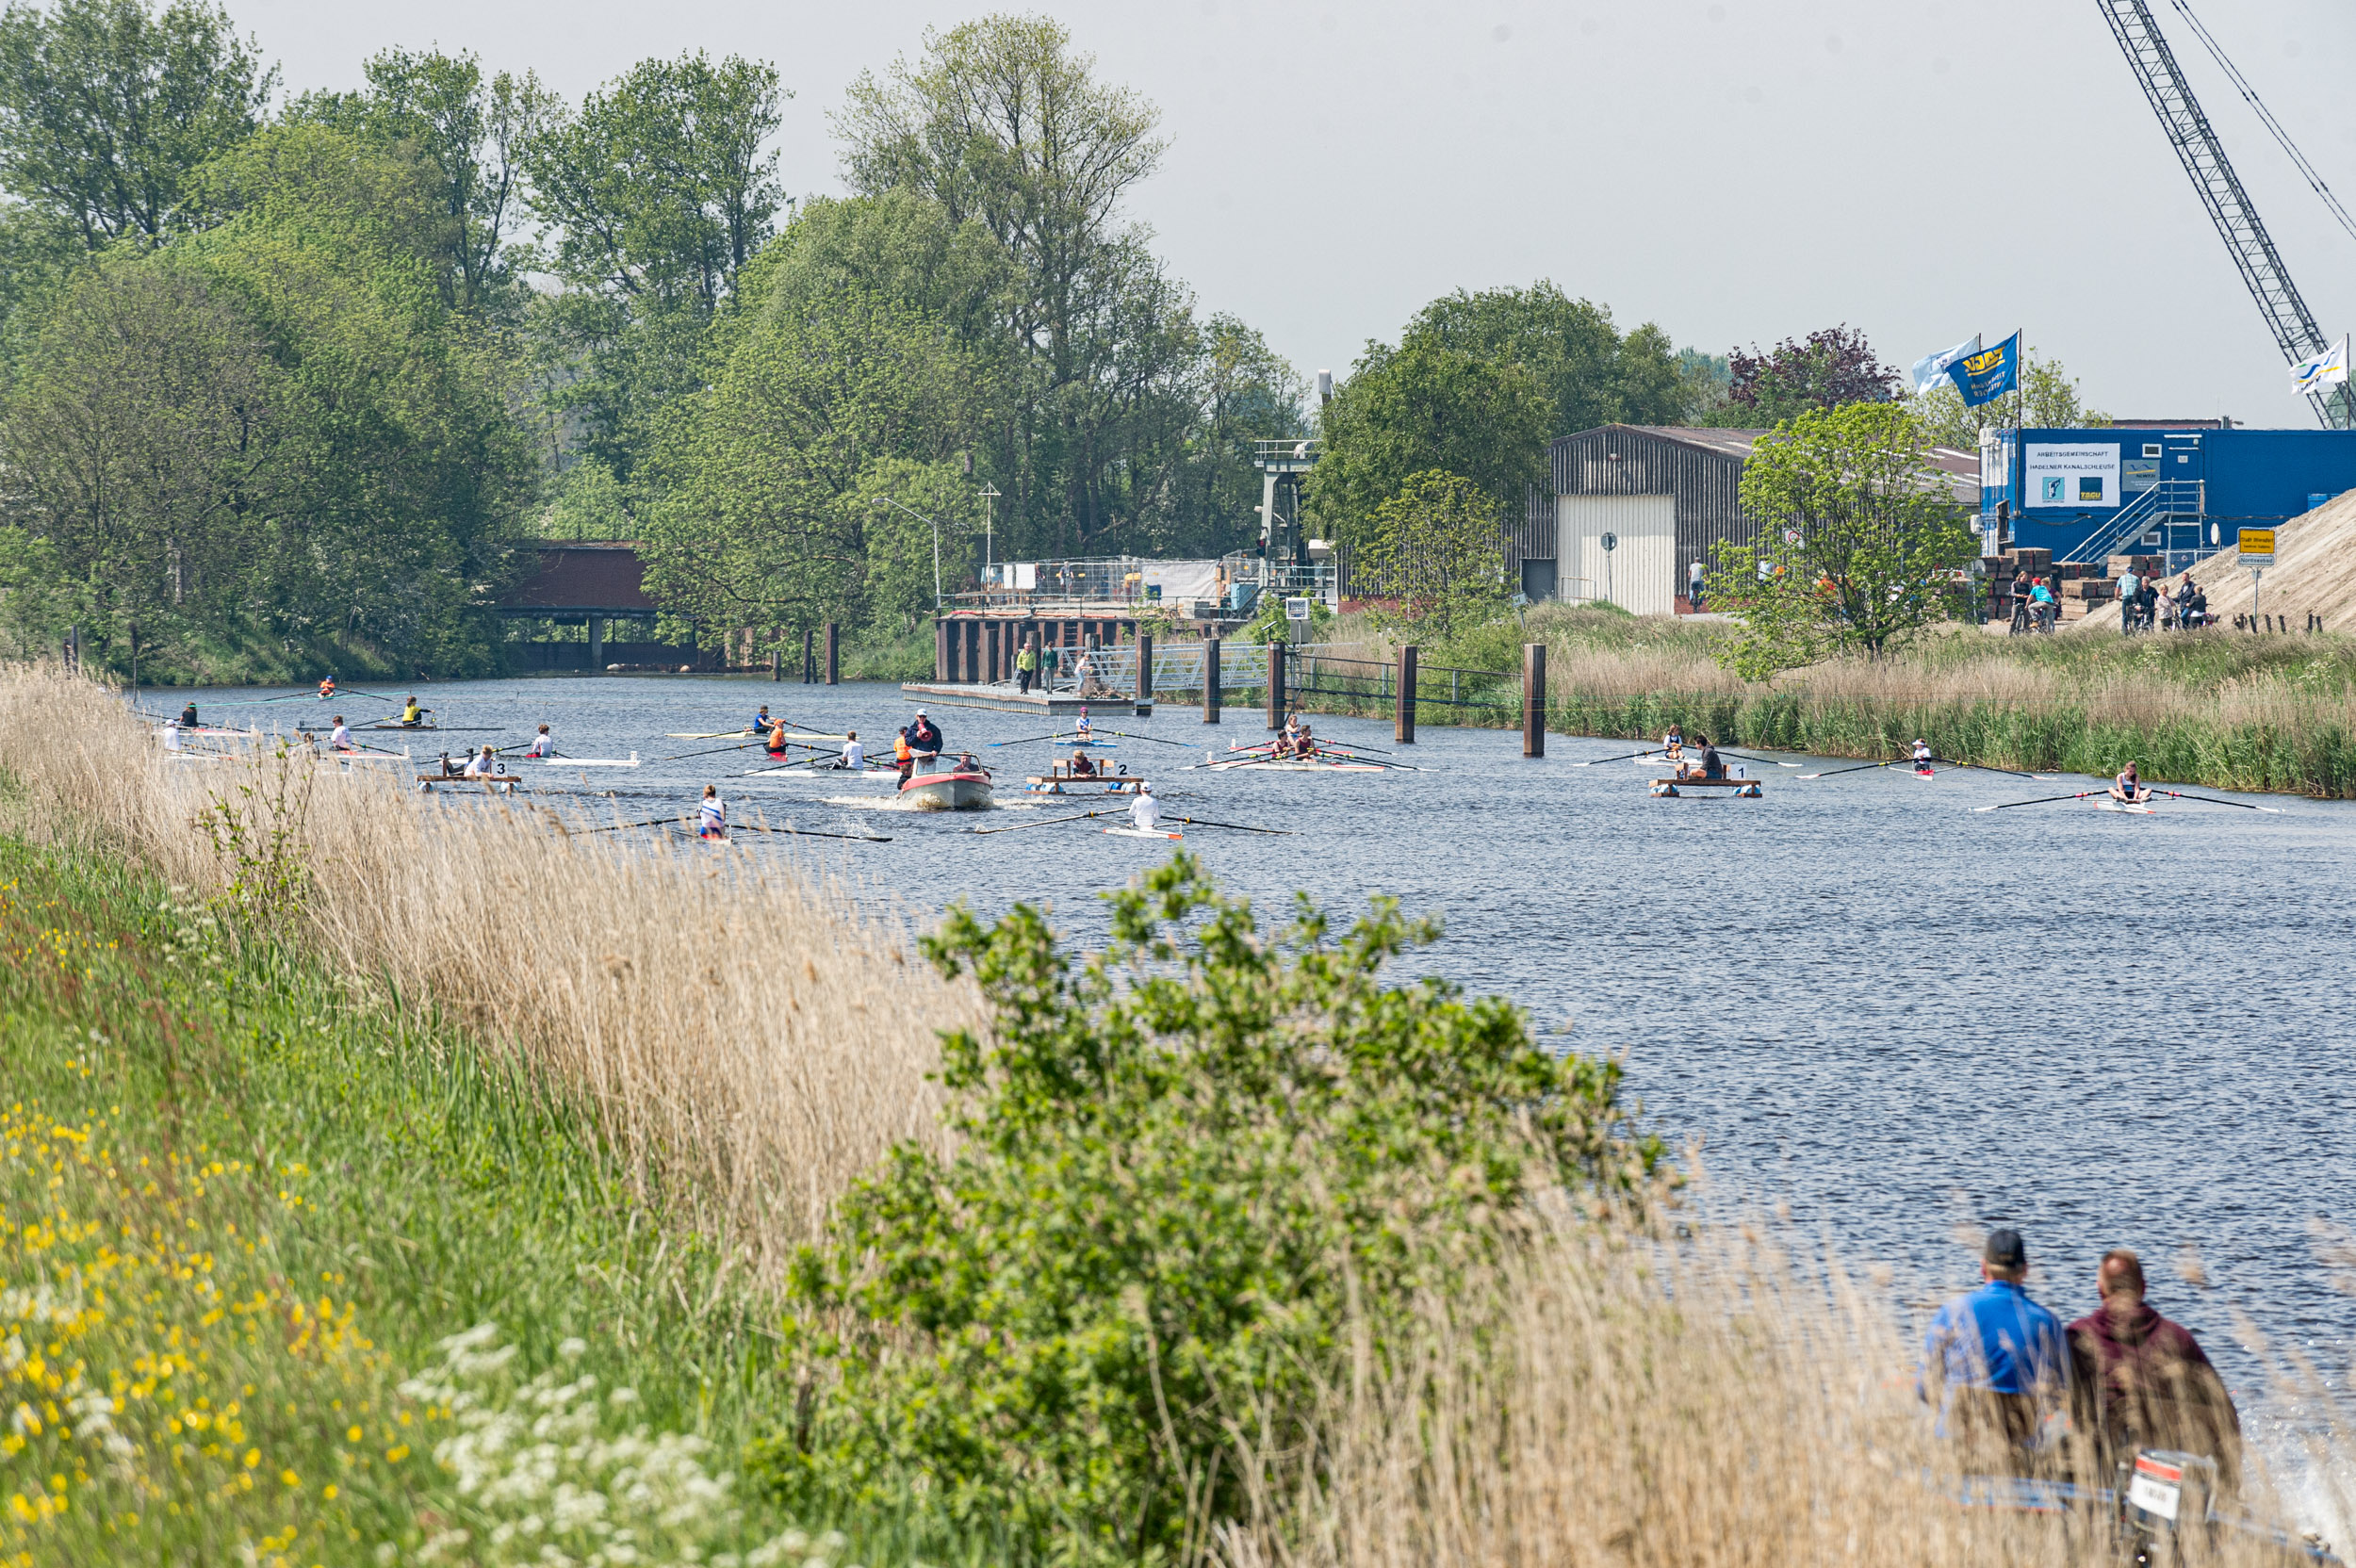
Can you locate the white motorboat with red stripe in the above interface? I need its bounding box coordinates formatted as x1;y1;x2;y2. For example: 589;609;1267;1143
899;759;994;809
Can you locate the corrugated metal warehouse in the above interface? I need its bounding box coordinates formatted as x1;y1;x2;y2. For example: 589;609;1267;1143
1530;425;1981;615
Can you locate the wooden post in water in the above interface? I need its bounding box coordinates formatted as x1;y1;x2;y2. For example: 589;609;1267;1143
770;647;779;681
1137;632;1154;708
802;628;815;683
1203;636;1221;724
825;622;840;684
1396;645;1417;743
588;616;603;669
1266;641;1285;729
1522;643;1546;758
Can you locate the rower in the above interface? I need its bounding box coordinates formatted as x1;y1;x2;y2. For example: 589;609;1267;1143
462;744;498;777
179;701;199;729
400;696;430;727
748;705;774;737
526;724;556;758
1662;723;1685;761
907;710;943;762
1131;780;1161;834
1073;710;1094;746
1287;714;1314;759
1693;733;1726;780
833;730;865;771
1070;748;1097;778
318;676;335;699
698;784;728;841
892;727;914;784
1910;738;1934;775
329;716;355;753
766;719;790;759
2110;761;2151;806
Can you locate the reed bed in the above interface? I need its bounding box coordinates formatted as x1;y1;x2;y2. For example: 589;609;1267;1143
0;665;967;1278
1226;1202;2353;1568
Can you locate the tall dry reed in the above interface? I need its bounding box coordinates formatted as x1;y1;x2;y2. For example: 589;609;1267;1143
1226;1203;2351;1568
0;666;968;1278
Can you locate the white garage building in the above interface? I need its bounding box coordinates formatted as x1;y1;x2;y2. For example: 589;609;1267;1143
1523;425;1980;615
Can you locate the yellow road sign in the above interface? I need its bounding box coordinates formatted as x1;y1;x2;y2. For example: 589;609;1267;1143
2238;528;2275;564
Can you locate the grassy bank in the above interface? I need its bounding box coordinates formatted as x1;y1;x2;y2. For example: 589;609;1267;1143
0;829;968;1566
1297;605;2356;795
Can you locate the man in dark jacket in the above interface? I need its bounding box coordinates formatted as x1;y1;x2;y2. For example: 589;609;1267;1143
2068;1249;2240;1488
906;710;943;760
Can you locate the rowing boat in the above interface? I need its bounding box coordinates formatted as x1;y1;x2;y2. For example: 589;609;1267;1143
899;765;993;809
534;752;640;768
1198;757;1385;773
416;773;525;792
2095;798;2155;814
1104;825;1183;840
666;729;848;742
1649;777;1762;798
742;764;900;778
1027;776;1145;793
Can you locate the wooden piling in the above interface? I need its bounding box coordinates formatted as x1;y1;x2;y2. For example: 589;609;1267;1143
1396;645;1417;744
1267;641;1285;729
770;648;779;681
1522;643;1546;758
1203;636;1221;724
803;628;815;683
1137;632;1154;706
825;622;840;684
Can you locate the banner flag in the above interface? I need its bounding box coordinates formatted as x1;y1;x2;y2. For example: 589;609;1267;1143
1948;333;2021;408
1910;335;1980;395
2289;335;2348;393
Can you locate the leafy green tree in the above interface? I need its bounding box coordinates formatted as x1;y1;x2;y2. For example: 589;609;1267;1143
761;855;1661;1563
1706;401;1978;678
1306;335;1551;547
0;0;273;251
538;455;631;540
1406;282;1686;439
839;16;1218;557
1705;324;1898;427
635;286;981;647
521;50;787;478
1353;468;1512;639
287;47;554;316
1906;343;2111;448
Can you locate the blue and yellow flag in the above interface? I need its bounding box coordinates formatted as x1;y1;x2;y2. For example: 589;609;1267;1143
1947;333;2020;407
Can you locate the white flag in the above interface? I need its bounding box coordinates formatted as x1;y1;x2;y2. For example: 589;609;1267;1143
2290;335;2348;393
1910;335;1981;396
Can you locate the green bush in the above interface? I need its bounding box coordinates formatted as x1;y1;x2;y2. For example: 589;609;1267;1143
758;855;1662;1563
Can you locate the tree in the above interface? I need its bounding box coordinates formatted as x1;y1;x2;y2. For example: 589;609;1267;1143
287;47;554;316
1711;325;1899;426
1351;468;1512;639
635;286;982;646
837;15;1211;557
1405;282;1687;439
0;0;273;251
521;50;788;477
1906;344;2111;449
1705;401;1978;678
761;855;1661;1562
1305;335;1551;547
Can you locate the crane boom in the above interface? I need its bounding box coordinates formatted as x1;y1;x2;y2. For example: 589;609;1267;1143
2097;0;2356;429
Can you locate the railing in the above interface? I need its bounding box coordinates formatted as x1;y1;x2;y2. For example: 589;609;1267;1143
1284;645;1521;719
2058;480;2204;565
951;556;1204;613
1252;438;1320;469
1217;552;1338;608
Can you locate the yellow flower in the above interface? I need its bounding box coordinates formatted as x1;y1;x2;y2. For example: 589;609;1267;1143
346;1426;361;1443
321;1483;337;1500
242;1448;259;1468
280;1469;299;1487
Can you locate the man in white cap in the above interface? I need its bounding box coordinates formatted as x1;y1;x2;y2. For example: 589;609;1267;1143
1130;779;1161;834
906;710;942;764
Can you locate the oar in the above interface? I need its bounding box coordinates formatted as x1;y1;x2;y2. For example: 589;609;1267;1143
731;822;895;841
1573;748;1665;767
2155;790;2283;813
1174;815;1294;836
1716;750;1806;769
968;808;1110;835
1927;756;2067;782
1796;760;1902;780
1320;748;1417;770
581;813;687;834
1972;792;2096;813
988;731;1069;747
657;739;777;762
1095;729;1196;749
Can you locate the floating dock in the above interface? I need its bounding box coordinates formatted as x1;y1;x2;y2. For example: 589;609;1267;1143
898;680;1150;716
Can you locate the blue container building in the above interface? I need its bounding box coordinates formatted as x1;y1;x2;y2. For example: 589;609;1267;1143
1978;426;2356;568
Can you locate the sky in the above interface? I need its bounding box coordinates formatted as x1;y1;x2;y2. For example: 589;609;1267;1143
239;0;2356;426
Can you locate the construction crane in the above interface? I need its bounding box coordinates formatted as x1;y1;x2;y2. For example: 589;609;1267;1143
2097;0;2356;429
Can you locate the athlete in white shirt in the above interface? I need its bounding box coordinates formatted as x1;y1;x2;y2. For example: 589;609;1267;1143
329;716;354;752
698;784;728;840
836;731;865;771
526;724;555;758
462;744;497;777
1911;738;1934;773
1073;710;1093;745
1130;782;1160;833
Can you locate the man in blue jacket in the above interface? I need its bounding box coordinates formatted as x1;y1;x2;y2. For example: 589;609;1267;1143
1918;1228;2068;1470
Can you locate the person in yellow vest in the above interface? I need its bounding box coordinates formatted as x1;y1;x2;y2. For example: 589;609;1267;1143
400;695;431;727
892;727;915;785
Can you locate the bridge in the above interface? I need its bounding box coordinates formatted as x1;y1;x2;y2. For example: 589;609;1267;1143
496;543;713;671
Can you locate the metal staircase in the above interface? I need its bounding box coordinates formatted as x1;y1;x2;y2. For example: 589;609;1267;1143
2058;480;2208;567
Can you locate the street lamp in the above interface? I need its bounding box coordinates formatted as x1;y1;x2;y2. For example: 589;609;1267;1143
871;493;943;608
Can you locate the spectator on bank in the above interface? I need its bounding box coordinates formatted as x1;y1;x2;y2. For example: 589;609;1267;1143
1689;559;1707;610
2068;1249;2241;1489
2138;578;2159;631
2183;578;2209;629
2030;578;2057;632
2157;580;2179;630
2119;564;2142;635
2010;573;2035;633
1919;1228;2069;1469
1015;637;1039;694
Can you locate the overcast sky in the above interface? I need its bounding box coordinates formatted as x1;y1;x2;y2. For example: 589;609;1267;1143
240;0;2356;426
